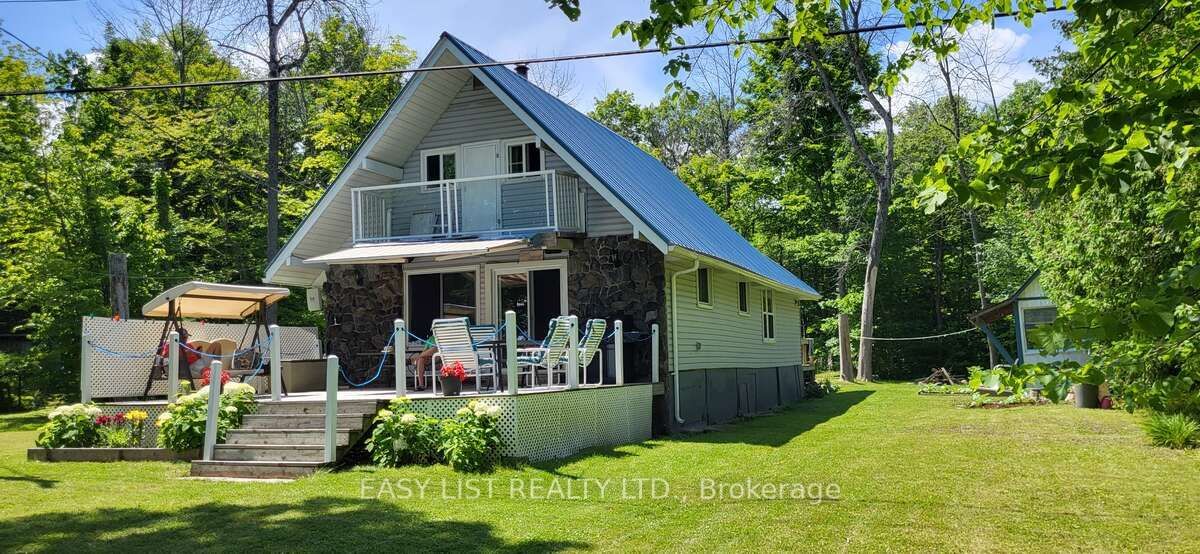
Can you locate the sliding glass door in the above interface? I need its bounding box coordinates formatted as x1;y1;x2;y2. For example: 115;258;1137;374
406;269;478;339
493;266;563;341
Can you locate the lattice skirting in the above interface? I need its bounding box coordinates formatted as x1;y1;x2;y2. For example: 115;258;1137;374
405;384;653;461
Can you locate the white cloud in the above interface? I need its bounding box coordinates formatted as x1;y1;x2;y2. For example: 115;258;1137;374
890;22;1039;118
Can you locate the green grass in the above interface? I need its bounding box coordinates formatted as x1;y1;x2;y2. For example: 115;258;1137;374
2;381;1198;552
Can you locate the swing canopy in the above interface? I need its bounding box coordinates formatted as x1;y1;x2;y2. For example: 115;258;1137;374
141;281;290;320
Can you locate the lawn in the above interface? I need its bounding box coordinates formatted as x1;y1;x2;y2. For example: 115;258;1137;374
2;381;1198;552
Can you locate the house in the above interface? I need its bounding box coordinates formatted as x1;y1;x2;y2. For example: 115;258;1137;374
970;271;1088;366
263;33;821;430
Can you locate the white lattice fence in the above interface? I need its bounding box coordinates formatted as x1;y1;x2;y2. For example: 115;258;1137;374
82;316;320;400
403;385;652;461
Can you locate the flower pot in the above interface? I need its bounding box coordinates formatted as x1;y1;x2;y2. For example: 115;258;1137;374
1073;383;1100;409
441;377;462;396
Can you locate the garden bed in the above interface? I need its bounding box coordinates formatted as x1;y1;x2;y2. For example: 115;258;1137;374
27;447;199;462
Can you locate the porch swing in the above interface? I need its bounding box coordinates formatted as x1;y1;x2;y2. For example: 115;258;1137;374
140;281;290;397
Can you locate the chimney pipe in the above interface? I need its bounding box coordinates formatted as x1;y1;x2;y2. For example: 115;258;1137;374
515;64;529;78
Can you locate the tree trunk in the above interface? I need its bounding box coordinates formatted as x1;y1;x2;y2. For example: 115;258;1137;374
857;177;890;381
837;264;854;382
264;1;281;325
108;252;129;320
966;210;998;367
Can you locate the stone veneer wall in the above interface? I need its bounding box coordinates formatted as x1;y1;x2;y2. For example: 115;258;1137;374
322;263;404;383
567;236;667;380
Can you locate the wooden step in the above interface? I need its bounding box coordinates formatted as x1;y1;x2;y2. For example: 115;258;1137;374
213;444;340;463
255;400;383;416
240;413;371;430
226;428;354;446
190;459;326;479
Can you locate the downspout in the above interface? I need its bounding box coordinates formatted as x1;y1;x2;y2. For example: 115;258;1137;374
669;257;700;424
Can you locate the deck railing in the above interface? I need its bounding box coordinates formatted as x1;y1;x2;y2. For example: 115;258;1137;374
351;170;586;243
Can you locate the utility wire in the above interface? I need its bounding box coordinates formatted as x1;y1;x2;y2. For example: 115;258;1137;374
851;327;979;341
0;6;1068;98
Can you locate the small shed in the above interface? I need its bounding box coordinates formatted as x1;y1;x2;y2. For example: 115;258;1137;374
969;271;1088;366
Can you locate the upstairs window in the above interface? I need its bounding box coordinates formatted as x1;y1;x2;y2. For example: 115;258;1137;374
422;149;457;192
738;281;749;314
506;140;542;174
762;289;775;341
697;267;712;307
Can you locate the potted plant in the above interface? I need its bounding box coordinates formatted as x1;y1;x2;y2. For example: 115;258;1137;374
440;361;467;396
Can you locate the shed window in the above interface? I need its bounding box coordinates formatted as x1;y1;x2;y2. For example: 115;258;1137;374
697;267;712;306
507;141;542;174
737;281;749;314
1023;307;1057;350
762;290;775;341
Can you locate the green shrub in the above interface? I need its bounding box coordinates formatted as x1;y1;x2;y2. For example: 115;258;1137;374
367;398;441;466
156;383;256;452
1142;412;1199;449
439;400;503;472
34;403;103;448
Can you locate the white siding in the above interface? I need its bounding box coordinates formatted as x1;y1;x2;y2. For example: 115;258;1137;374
664;254;805;371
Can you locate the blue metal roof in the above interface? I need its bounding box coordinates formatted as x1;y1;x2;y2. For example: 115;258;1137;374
444;33;818;298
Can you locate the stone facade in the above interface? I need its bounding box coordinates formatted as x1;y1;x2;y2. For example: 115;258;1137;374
322;263;404;383
567;236;667;381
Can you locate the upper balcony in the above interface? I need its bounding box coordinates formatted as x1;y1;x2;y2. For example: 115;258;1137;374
351;170;586;243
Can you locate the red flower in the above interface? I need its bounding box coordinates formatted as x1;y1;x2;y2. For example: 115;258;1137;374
113;412;126;424
199;367;232;387
440;361;467;382
95;415;111;426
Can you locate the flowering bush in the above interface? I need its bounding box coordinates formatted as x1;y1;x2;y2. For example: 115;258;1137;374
95;410;150;447
156;383;256;451
35;403;103;448
366;398;441;467
438;400;502;472
440;361;467;382
198;367;232;387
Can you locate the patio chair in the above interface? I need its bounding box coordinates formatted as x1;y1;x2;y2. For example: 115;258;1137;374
574;319;607;385
430;317;498;394
516;317;571;387
468;324;499;346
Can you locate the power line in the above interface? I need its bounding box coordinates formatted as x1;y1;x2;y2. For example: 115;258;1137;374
0;0;84;3
0;6;1068;98
851;327;979;341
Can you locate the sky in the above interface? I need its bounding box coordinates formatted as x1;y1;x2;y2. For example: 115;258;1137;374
0;0;1073;111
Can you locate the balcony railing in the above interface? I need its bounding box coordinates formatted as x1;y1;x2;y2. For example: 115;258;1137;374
351;170;586;243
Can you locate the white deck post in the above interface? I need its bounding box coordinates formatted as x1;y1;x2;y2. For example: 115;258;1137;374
567;315;579;389
167;331;180;403
80;332;92;403
269;324;281;401
505;310;518;395
325;355;338;463
614;320;624;386
202;360;222;461
651;324;660;383
394;319;407;396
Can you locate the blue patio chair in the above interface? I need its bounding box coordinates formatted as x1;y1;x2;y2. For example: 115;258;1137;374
516;317;571;387
430;317;498;394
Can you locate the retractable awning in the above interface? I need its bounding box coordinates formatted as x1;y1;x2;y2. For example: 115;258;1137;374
142;281;291;320
303;238;528;265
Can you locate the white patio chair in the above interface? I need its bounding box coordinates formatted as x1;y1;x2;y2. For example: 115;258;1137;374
575;319;607;385
516;317;571;388
430;317;498;394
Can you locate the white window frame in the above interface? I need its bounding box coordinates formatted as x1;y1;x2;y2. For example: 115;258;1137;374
485;259;570;331
737;281;750;316
761;289;776;343
420;146;460;192
502;136;544;177
696;266;713;309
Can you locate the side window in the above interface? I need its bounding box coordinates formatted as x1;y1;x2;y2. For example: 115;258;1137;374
422;151;456;191
761;290;775;341
697;267;712;306
737;281;749;314
1023;307;1057;350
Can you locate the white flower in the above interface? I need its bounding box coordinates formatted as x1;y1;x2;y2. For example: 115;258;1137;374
223;406;238;414
455;407;471;417
377;409;394;419
400;413;418;424
224;382;256;396
85;405;102;418
155;412;173;426
486;405;501;418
